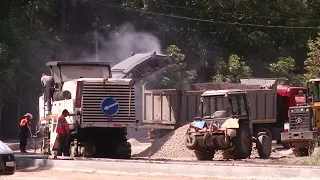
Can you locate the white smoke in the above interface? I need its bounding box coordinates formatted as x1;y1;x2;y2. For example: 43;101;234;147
100;22;162;66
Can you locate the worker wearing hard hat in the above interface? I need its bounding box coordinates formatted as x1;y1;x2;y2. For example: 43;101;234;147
19;113;33;153
41;73;55;115
56;109;70;156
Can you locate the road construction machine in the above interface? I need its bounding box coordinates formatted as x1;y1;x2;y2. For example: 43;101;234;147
38;61;136;158
281;79;320;156
185;89;271;160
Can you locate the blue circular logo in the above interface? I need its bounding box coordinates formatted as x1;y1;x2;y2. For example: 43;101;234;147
101;97;119;116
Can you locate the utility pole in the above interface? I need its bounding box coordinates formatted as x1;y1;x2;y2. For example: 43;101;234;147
91;16;99;62
60;0;66;61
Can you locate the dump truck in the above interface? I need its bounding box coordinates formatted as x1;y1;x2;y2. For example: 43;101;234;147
38;61;136;158
184;89;271;160
140;78;307;147
281;79;320;155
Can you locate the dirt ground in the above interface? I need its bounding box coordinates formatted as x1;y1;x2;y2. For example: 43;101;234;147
16;140;308;164
0;170;315;180
18;137;308;165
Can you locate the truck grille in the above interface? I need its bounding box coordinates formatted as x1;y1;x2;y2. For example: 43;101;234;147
288;107;312;131
82;82;135;123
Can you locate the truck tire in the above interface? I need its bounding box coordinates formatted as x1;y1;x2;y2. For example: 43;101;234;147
185;134;197;150
234;125;252;159
256;134;272;159
114;142;131;159
256;127;272;140
282;142;290;149
194;149;214;161
293;148;309;157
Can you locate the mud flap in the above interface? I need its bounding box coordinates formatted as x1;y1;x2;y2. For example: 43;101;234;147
256;132;272;159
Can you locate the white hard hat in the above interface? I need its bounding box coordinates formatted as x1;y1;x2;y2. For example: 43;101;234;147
24;113;33;119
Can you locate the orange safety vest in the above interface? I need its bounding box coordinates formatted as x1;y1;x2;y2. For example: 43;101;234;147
56;115;69;134
20;118;28;127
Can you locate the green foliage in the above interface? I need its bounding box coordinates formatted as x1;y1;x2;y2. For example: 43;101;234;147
305;33;320;80
123;0;320;80
212;54;251;83
268;57;304;86
0;0;56;106
160;45;197;89
304;148;320;165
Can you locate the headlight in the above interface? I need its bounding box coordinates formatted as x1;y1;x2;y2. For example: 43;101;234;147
284;122;290;131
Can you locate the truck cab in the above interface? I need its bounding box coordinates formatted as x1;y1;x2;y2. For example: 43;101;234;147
39;61;136;159
281;79;320;155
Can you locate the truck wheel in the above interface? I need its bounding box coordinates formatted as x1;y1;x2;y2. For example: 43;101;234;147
185;134;197;150
282;142;290;149
256;134;272;159
114;142;131;159
256;127;272;140
234;125;252;159
293;148;309;157
194;149;214;160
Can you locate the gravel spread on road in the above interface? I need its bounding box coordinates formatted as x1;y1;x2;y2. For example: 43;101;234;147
137;124;196;160
135;123;306;164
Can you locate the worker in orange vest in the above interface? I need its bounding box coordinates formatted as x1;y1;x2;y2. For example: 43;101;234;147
19;113;33;153
56;109;70;156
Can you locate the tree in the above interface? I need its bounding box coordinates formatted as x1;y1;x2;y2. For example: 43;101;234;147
305;33;320;81
0;0;57;137
123;0;320;81
160;45;197;89
212;54;251;83
268;57;304;85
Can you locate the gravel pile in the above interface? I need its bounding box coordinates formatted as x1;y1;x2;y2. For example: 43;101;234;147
190;82;261;91
137;124;196;160
136;123;283;161
127;138;141;146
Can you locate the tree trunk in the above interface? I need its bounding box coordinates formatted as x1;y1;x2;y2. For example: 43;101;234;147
17;85;24;136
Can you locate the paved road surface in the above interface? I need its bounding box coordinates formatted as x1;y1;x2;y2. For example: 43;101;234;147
1;170;225;180
0;170;313;180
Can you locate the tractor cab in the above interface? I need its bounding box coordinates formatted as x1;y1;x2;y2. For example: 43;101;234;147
185;89;271;160
199;89;250;127
307;79;320;105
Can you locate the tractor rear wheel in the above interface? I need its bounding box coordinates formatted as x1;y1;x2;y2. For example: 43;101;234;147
233;125;252;159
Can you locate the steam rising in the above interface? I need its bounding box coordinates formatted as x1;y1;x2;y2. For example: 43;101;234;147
100;22;162;66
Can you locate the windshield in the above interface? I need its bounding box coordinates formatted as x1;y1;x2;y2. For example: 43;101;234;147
308;81;320;102
202;94;248;118
294;90;306;104
52;65;111;83
202;96;229;117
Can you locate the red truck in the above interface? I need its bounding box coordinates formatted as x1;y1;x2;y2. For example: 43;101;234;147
258;85;307;146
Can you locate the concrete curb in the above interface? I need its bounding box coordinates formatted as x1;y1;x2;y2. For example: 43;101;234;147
15;157;320;178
